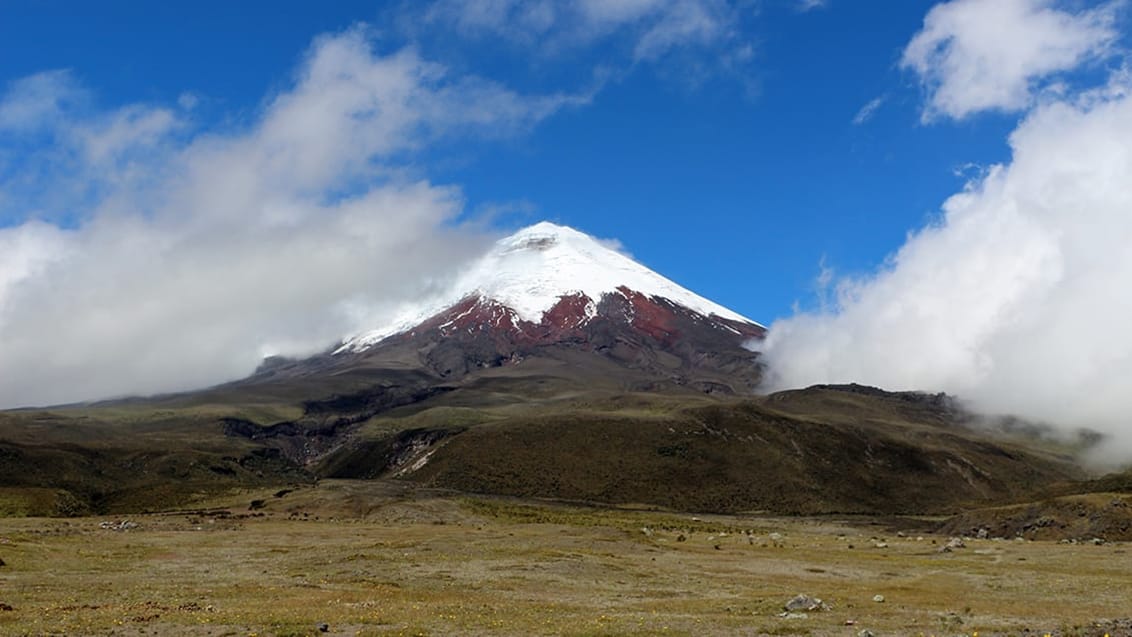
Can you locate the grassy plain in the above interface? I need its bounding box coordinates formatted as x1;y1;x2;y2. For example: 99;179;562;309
0;480;1129;636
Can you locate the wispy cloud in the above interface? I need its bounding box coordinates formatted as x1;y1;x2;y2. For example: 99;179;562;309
901;0;1120;121
418;0;751;64
796;0;828;12
0;28;587;408
851;94;886;125
0;70;87;132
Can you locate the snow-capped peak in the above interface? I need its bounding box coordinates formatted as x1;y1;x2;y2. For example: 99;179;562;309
340;222;760;351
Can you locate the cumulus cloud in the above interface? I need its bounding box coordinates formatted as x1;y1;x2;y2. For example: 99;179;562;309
765;53;1132;459
0;28;586;408
901;0;1120;121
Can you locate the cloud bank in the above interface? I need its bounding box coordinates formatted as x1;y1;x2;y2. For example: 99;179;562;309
0;28;585;408
765;0;1132;460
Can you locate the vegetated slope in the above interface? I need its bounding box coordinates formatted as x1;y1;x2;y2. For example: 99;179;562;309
934;464;1132;541
0;409;312;516
0;376;1087;517
939;493;1132;541
320;384;1084;515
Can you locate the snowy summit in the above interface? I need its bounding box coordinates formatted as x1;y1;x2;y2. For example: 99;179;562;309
340;222;761;352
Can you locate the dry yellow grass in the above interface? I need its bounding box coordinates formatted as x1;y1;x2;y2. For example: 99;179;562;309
0;480;1128;636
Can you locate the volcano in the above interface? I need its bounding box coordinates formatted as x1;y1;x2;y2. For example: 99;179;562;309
342;221;763;351
0;223;1087;518
252;222;767;395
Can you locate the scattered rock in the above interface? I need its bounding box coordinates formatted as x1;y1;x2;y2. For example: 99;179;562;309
872;594;885;603
778;612;808;619
939;537;966;553
640;527;652;537
938;611;965;628
0;603;12;612
784;594;830;612
99;520;139;532
0;557;5;567
873;541;888;549
976;527;989;539
676;533;687;542
1091;537;1106;545
857;630;875;637
317;622;329;632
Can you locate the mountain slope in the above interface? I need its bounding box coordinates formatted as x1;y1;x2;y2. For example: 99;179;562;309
0;223;1100;517
244;222;766;399
319;384;1083;515
340;221;763;352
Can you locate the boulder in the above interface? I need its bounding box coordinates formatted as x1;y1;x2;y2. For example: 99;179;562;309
784;594;829;612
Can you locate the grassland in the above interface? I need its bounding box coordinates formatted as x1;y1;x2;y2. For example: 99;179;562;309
0;480;1129;636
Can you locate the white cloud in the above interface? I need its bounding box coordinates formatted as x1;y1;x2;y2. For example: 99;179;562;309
0;70;86;132
0;221;67;310
80;105;180;163
796;0;828;11
632;0;729;61
578;0;667;24
763;72;1132;461
901;0;1119;121
0;28;585;408
852;95;886;125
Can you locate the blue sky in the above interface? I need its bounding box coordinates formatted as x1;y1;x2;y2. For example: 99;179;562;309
5;0;1132;433
0;0;1021;321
